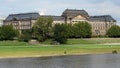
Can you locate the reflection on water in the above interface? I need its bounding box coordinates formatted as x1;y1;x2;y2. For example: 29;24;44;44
0;54;120;68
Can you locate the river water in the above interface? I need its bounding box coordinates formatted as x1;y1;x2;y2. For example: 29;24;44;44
0;54;120;68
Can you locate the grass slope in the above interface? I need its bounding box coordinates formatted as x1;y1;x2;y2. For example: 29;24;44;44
0;38;120;58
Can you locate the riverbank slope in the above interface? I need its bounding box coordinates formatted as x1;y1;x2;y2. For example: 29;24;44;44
0;38;120;58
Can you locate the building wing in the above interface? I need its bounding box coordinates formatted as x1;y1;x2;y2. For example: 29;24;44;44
5;12;40;21
89;15;116;22
62;9;89;19
40;15;65;21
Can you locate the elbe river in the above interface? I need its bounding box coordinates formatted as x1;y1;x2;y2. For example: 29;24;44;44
0;54;120;68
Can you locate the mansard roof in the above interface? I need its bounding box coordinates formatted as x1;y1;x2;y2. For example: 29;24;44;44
40;15;65;21
5;12;40;21
89;15;116;22
62;9;89;18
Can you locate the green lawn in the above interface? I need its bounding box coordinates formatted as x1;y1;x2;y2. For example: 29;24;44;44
0;38;120;58
42;38;120;44
0;41;29;46
67;38;120;44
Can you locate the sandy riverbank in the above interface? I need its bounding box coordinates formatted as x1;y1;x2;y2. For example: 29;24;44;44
0;52;114;59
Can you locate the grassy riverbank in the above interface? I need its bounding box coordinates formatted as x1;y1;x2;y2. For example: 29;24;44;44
43;38;120;44
0;38;120;58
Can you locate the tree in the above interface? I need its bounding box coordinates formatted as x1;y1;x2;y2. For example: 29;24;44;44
66;24;74;38
107;25;120;37
73;22;92;38
32;17;53;42
18;30;32;42
53;23;68;44
0;25;19;40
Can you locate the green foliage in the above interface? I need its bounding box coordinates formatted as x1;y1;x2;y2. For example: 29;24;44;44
0;41;28;46
73;22;92;38
0;25;19;40
53;23;68;44
32;17;53;42
65;24;74;38
107;25;120;37
53;22;91;44
18;30;32;42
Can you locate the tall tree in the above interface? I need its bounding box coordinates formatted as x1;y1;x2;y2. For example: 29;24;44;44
32;17;53;42
66;24;74;38
107;25;120;37
0;25;19;40
73;22;92;38
18;30;32;42
53;23;68;44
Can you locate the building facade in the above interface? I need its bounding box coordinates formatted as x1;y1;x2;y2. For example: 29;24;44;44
89;15;116;36
3;13;40;30
3;9;116;36
0;18;5;26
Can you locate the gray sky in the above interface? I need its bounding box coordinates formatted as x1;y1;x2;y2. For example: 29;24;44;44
0;0;120;24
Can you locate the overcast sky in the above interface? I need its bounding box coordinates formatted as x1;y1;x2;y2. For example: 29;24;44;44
0;0;120;24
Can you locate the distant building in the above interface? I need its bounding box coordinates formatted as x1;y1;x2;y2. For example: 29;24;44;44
3;13;40;30
3;9;116;36
0;18;5;26
89;15;116;36
40;15;65;24
62;9;89;24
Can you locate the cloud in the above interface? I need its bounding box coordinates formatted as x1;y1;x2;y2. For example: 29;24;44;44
34;8;46;15
87;0;120;6
87;0;106;3
6;0;16;2
85;1;120;15
87;1;120;16
83;0;120;23
112;0;120;6
0;0;120;23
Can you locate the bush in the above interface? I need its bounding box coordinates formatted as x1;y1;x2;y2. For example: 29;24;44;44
53;23;68;44
18;34;31;42
0;25;19;40
32;17;53;42
107;25;120;37
18;30;32;42
73;22;92;38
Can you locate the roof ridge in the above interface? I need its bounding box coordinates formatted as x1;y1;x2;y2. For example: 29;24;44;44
91;15;111;17
9;12;39;16
65;9;85;11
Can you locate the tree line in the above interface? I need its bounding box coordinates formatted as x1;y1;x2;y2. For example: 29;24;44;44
21;17;92;44
107;25;120;38
0;25;19;40
0;17;118;44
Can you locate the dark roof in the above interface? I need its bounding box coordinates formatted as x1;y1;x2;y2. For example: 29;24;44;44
62;9;89;18
89;15;116;22
5;12;40;21
40;15;65;21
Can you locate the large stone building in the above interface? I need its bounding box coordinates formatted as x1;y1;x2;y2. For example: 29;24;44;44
3;13;40;30
89;15;116;36
3;9;116;36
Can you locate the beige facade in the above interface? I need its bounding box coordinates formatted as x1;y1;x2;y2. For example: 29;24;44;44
64;15;116;36
0;18;5;26
3;13;40;33
3;20;36;30
71;15;88;24
89;16;116;36
90;21;116;36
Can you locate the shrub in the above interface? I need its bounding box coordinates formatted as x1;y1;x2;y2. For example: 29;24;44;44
0;25;19;40
18;30;32;42
73;22;92;38
53;23;68;44
107;25;120;37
